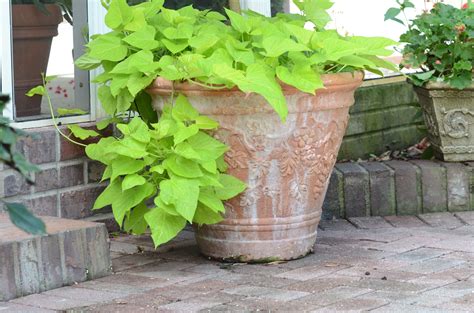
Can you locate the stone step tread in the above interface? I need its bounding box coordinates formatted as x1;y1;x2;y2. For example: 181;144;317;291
0;214;111;301
0;214;101;244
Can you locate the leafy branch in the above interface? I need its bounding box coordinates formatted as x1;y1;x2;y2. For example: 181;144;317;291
0;95;45;235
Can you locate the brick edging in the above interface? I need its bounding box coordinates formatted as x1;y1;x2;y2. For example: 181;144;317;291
323;160;474;219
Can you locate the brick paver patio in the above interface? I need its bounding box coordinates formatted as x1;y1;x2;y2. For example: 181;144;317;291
3;212;474;312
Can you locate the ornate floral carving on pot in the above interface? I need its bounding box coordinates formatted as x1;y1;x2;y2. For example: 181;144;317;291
148;72;363;261
440;108;474;139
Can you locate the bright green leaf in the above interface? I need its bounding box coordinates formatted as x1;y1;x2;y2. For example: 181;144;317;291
123;25;159;50
26;86;45;97
195;116;219;130
193;204;223;225
87;33;128;62
105;0;133;30
164;155;203;178
187;132;228;161
172;94;199;122
111;156;146;181
159;178;199;222
276;65;323;94
68;125;100;140
123;202;149;235
57;108;88;117
122;173;147;191
145;208;186;247
112;182;155;226
214;174;246;200
199;189;225;213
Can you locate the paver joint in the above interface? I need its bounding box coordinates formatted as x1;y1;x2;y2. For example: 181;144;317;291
3;214;474;312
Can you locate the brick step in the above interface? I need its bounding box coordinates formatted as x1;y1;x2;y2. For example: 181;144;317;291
0;214;111;301
323;160;474;219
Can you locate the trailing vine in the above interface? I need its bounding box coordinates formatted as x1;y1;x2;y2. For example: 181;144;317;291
56;0;397;247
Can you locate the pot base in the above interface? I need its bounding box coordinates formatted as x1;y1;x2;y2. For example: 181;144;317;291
196;231;317;263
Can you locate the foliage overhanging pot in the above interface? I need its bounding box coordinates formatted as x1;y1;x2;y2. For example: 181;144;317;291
12;4;62;117
148;72;363;261
414;82;474;162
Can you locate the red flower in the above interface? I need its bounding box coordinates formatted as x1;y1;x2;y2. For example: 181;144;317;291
455;23;466;33
462;3;469;9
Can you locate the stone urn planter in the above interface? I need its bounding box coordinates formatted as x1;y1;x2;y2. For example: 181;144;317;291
414;82;474;162
12;4;62;117
149;72;363;262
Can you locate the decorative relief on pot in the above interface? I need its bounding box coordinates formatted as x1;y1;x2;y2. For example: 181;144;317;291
440;108;474;139
216;115;347;212
441;145;474;154
290;181;308;202
421;105;440;138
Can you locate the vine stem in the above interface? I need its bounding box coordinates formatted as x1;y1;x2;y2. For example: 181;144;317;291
186;79;228;90
43;75;87;147
402;9;412;31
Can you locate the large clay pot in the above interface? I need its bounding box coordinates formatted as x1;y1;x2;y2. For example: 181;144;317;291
148;72;364;262
12;4;62;117
414;82;474;162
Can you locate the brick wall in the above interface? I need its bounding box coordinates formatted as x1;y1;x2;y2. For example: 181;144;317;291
0;124;109;219
322;161;474;220
339;80;425;160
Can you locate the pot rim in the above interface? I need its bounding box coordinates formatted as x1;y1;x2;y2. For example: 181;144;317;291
147;71;365;96
12;4;63;27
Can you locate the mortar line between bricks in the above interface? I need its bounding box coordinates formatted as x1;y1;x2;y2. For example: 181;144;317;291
439;162;450;213
343;121;424;138
452;213;469;225
55;131;61;217
2;182;108;203
414;277;470;296
368;302;392;312
383;162;400;216
345;218;361;229
414;215;430;226
309;287;375;309
353;291;394;311
359;164;371;217
34;159;87;171
36;237;45;292
83;160;89;185
383;216;397;227
333;167;345;219
12;242;20;299
409;161;424;215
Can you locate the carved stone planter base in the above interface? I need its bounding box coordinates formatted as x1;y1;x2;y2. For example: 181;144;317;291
414;83;474;162
148;72;363;262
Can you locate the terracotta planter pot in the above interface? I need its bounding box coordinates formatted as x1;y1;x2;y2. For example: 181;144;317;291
414;82;474;162
12;4;62;117
148;72;363;262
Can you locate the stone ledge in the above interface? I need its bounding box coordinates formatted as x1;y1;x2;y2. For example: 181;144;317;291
0;214;112;301
323;160;474;219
